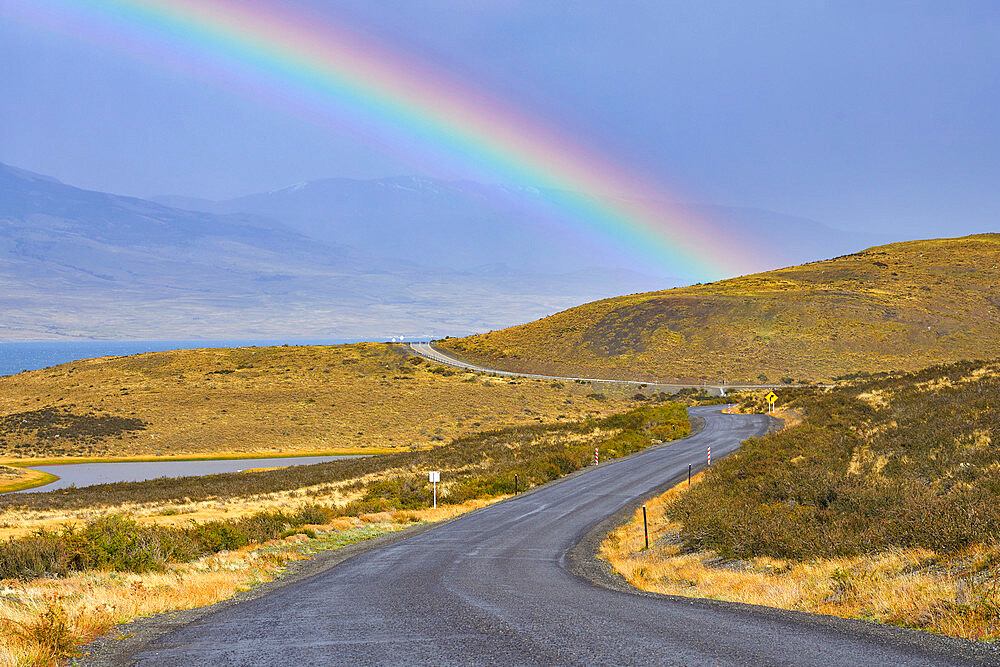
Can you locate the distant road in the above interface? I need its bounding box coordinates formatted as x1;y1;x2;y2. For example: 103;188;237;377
410;341;809;396
112;407;990;665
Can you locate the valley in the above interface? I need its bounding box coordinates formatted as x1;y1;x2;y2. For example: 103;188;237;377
5;3;995;664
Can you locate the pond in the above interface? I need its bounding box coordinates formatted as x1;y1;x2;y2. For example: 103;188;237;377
13;454;366;493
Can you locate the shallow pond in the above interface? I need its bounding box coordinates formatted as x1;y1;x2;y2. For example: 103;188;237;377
13;455;366;493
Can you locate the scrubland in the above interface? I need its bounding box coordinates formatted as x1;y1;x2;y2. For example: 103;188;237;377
0;388;688;664
442;234;1000;382
0;342;635;460
603;359;1000;640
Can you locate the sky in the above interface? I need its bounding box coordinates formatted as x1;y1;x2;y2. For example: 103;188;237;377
1;0;998;238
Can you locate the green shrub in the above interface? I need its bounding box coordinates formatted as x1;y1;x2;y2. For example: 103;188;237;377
0;531;84;579
0;505;341;580
670;359;1000;560
190;521;249;553
80;515;189;572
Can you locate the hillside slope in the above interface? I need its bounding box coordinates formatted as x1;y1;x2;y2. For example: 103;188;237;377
441;235;1000;382
0;343;637;460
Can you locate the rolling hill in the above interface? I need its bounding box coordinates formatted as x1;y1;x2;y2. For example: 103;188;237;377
0;343;636;460
439;234;1000;383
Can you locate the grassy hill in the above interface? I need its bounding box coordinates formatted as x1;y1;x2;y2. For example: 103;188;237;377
440;234;1000;383
0;343;640;460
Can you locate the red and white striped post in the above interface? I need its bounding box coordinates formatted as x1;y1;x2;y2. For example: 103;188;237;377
707;445;711;466
594;447;599;466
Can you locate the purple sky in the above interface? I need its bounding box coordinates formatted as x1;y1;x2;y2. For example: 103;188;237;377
1;0;998;238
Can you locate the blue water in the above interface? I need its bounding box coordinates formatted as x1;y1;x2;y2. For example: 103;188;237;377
0;338;396;377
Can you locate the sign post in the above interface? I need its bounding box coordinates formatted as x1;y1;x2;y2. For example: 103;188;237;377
765;391;778;414
429;471;440;509
642;505;649;550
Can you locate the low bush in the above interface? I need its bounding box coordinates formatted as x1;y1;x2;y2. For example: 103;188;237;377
3;594;79;661
0;506;336;580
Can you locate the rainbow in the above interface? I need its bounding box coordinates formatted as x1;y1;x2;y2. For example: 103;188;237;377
13;0;765;281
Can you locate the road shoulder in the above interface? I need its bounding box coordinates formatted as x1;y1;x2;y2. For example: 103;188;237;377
563;416;999;666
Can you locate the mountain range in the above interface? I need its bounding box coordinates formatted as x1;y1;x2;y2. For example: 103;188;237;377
152;178;891;275
2;161;889;340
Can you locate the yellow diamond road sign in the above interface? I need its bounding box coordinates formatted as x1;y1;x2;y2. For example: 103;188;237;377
765;391;778;404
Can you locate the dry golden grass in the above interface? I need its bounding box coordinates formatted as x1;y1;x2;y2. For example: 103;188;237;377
0;403;684;539
0;342;636;460
443;234;1000;382
0;498;496;666
601;474;1000;641
0;467;57;494
0;461;455;540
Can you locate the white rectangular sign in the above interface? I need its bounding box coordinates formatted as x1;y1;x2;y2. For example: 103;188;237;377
429;471;440;483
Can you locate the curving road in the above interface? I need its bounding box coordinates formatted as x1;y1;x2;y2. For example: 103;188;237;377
410;341;711;394
110;407;991;665
409;341;672;385
409;342;824;396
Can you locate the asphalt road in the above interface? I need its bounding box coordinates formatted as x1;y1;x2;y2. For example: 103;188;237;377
409;342;823;396
117;407;992;665
409;341;668;385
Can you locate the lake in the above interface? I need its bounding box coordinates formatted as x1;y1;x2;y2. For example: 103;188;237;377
0;338;400;377
0;338;391;493
13;454;367;493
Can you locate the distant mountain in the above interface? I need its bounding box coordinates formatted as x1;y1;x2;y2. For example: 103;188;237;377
0;163;662;340
440;234;1000;383
684;203;894;267
153;177;890;274
155;177;616;274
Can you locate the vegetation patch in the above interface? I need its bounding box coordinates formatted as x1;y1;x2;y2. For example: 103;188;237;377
0;403;688;514
0;466;58;494
0;507;333;580
670;359;1000;559
0;408;146;458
